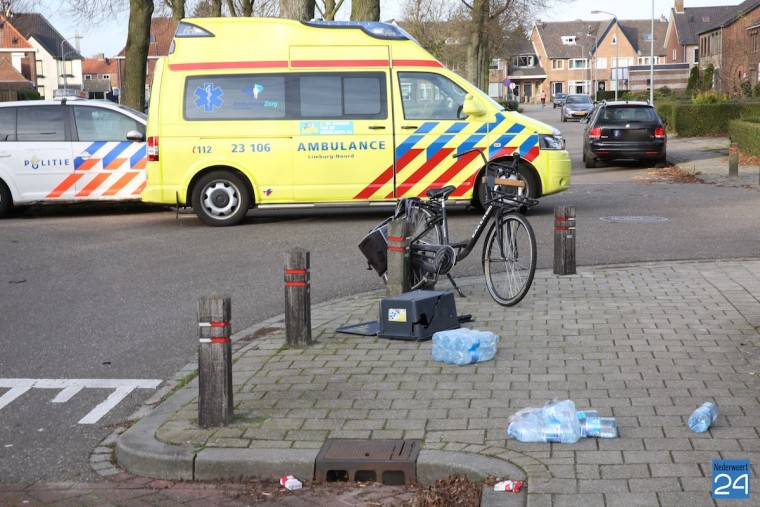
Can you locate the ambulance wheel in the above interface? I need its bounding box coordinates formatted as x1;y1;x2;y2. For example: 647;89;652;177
191;171;250;227
0;180;11;217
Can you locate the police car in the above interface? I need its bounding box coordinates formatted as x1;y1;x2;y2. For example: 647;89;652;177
0;98;147;217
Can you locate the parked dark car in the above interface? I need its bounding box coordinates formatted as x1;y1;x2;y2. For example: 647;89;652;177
581;101;667;168
552;92;567;108
560;94;593;121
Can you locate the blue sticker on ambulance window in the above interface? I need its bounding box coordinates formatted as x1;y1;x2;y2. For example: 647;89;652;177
299;121;353;135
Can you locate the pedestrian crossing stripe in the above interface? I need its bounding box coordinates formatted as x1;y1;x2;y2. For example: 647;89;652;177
0;378;162;425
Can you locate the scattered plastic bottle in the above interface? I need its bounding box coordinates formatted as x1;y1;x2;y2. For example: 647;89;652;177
582;416;618;438
688;402;719;433
431;328;499;365
577;409;599;437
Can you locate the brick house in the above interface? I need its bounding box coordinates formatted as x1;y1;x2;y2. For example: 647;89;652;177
502;36;546;103
0;13;39;96
9;12;82;100
532;17;669;101
82;54;118;100
664;0;733;65
698;0;760;94
114;17;177;105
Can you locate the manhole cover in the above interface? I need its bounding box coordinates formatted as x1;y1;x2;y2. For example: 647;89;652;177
599;215;668;223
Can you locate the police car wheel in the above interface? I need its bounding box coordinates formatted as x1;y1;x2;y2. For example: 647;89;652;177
0;180;11;217
192;171;251;227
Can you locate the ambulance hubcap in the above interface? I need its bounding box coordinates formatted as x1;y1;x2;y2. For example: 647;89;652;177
202;181;239;217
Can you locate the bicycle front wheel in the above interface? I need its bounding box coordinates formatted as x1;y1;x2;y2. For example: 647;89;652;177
405;204;443;290
482;213;537;306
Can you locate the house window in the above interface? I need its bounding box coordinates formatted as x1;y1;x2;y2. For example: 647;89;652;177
672;48;677;61
750;30;758;53
103;74;110;79
596;57;607;69
512;55;534;67
551;59;564;70
35;59;43;77
84;75;91;80
561;36;577;45
693;47;699;63
551;81;563;95
569;59;588;69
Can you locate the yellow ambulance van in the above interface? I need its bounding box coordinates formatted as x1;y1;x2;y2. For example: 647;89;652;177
142;18;571;226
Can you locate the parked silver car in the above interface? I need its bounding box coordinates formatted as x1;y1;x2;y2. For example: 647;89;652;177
560;94;594;122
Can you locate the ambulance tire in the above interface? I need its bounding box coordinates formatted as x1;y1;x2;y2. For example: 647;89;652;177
191;171;251;227
0;180;11;217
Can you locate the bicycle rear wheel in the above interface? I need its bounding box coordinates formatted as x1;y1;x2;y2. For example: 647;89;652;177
405;204;443;290
482;212;536;306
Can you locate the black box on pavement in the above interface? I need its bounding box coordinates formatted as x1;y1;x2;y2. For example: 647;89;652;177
378;290;459;341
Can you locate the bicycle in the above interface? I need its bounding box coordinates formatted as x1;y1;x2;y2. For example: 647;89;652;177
359;148;538;306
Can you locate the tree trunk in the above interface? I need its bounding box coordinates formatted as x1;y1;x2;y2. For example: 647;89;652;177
280;0;315;21
170;0;185;20
211;0;222;16
242;0;253;16
123;0;154;112
467;0;490;92
350;0;379;21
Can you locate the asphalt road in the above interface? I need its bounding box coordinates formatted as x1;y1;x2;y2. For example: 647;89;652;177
1;104;759;483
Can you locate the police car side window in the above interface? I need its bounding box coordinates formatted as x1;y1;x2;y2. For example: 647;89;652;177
0;108;15;141
74;106;144;142
17;106;66;142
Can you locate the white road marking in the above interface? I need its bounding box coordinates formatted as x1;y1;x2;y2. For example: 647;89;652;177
0;378;162;424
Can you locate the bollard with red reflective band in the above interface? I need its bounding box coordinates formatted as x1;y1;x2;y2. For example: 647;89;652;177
729;143;738;178
285;248;312;346
386;218;411;296
197;292;233;427
553;205;576;275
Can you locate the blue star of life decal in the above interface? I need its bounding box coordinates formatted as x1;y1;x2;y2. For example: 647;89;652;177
194;82;224;112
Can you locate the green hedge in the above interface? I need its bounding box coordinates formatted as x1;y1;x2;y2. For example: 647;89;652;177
729;120;760;157
653;102;760;136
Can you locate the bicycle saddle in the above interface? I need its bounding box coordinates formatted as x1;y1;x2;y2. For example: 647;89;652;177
426;185;456;199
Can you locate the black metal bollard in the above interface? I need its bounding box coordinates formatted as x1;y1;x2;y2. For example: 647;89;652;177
386;218;411;296
285;248;312;346
553;205;576;275
198;292;233;428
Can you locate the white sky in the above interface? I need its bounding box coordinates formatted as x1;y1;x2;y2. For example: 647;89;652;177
44;0;742;58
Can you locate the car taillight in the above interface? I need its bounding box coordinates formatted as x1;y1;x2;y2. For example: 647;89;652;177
654;126;665;138
147;136;159;161
589;127;602;139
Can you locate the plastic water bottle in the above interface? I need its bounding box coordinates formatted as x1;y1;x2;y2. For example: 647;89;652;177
543;423;583;443
577;409;599;437
688;402;719;433
582;416;618;438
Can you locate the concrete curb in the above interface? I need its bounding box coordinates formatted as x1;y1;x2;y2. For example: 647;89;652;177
115;385;196;480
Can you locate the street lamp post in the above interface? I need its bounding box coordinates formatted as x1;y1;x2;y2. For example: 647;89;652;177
650;0;655;103
585;32;599;100
592;10;619;100
60;36;81;91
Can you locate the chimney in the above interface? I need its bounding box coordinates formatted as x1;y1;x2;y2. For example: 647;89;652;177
675;0;684;14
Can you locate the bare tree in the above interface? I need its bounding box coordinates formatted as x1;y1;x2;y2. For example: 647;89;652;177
454;0;557;91
280;0;314;20
401;0;466;65
350;0;378;21
162;0;184;19
316;0;345;20
122;0;154;110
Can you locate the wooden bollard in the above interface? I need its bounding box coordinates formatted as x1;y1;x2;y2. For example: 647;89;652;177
285;248;312;346
386;218;411;296
198;293;232;428
553;205;576;275
729;143;738;178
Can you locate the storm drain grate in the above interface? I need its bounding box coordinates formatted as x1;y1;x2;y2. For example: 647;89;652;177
599;215;668;223
315;439;420;485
